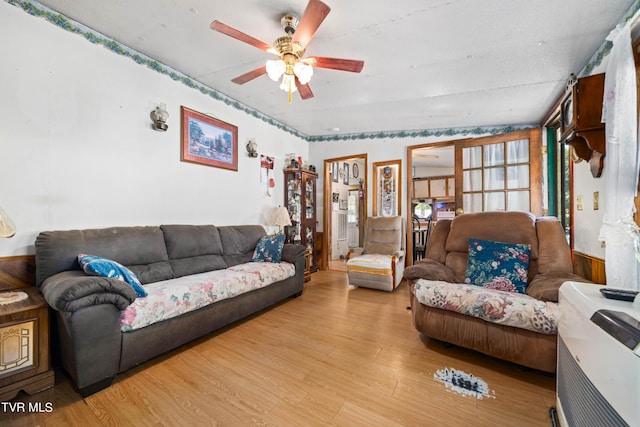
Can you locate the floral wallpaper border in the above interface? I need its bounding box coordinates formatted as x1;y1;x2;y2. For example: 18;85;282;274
579;0;640;77
8;0;633;142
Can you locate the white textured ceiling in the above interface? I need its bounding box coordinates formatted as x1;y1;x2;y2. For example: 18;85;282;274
34;0;635;138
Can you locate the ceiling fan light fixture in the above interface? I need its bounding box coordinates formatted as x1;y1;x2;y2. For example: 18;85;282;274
293;62;313;84
266;59;286;81
280;74;298;93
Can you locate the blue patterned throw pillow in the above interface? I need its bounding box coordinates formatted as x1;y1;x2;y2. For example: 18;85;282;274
464;238;530;294
78;254;147;297
251;234;285;263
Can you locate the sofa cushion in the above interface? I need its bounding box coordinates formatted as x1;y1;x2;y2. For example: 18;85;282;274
78;254;147;297
120;262;295;331
252;234;285;263
35;226;172;287
413;279;558;334
464;238;530;294
161;225;227;277
347;254;394;276
219;225;267;267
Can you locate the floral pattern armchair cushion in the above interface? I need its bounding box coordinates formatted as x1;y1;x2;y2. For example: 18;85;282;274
413;279;558;334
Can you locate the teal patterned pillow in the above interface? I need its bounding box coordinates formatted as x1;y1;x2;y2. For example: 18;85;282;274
251;234;285;263
464;238;530;294
78;254;147;297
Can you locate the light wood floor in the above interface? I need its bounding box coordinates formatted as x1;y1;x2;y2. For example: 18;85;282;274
328;259;348;272
1;271;556;426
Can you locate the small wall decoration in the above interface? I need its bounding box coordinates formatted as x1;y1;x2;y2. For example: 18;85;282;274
343;162;350;185
332;162;339;183
352;163;359;179
332;192;340;211
181;106;238;171
260;154;275;196
339;199;348;210
373;160;402;217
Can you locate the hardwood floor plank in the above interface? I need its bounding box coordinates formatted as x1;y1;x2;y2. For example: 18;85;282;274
0;271;556;426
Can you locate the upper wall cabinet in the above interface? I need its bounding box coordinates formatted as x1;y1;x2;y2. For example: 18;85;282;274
413;175;454;200
560;73;605;178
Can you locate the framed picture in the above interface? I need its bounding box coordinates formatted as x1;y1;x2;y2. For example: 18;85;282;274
352;163;359;179
343;162;350;185
373;160;402;217
339;199;348;210
332;162;339;183
181;106;238;171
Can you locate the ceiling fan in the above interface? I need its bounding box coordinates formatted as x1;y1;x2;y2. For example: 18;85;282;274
210;0;364;103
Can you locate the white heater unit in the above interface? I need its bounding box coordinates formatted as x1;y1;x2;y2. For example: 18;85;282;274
557;282;640;427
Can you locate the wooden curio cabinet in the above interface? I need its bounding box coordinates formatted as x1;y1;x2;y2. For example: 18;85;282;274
284;168;318;273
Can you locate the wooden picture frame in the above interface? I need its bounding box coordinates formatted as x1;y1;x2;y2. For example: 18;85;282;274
181;106;238;171
373;160;402;217
343;162;350;185
332;162;339;183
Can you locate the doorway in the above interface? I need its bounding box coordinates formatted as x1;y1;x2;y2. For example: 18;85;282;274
406;142;456;264
323;154;368;271
347;189;360;248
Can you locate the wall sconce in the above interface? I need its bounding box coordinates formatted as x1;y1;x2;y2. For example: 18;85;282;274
246;138;258;157
150;103;169;131
0;205;16;238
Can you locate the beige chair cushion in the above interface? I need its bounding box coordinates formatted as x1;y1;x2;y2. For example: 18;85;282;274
347;216;406;292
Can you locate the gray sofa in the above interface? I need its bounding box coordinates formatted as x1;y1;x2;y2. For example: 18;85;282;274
35;224;306;397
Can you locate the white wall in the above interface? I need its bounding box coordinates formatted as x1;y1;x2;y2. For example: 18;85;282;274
0;2;307;256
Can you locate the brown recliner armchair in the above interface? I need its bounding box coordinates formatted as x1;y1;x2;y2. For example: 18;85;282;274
404;211;590;372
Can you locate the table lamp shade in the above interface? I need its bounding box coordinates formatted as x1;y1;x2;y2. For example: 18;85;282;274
270;207;292;228
0;205;16;238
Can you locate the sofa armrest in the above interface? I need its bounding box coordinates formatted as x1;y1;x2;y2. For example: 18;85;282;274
403;258;458;282
393;250;405;259
527;272;592;302
281;243;306;264
347;248;364;260
40;270;136;312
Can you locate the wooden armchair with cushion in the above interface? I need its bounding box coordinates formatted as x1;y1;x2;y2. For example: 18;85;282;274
346;216;406;291
403;211;590;372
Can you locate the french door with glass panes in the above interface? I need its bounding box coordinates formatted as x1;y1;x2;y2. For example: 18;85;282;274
454;128;542;216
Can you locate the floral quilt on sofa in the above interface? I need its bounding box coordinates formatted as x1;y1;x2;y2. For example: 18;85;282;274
413;279;559;334
120;262;295;331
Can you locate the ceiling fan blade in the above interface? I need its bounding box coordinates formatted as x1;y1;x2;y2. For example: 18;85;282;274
295;79;314;100
210;20;272;52
308;57;364;73
292;0;331;47
231;66;267;84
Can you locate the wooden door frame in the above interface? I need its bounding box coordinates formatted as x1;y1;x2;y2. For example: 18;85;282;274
323;154;368;270
406;141;456;265
454;128;542;216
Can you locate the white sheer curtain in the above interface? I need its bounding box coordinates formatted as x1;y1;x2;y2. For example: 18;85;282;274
598;21;640;290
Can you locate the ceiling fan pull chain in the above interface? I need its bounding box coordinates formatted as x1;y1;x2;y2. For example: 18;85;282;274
288;79;293;104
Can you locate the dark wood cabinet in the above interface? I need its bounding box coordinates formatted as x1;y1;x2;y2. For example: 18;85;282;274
284;168;318;275
0;287;54;401
561;73;605;178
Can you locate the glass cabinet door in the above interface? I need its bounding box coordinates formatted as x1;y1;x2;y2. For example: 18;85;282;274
305;176;315;220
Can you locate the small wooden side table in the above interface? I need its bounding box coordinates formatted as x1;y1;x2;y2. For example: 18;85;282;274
0;287;54;401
